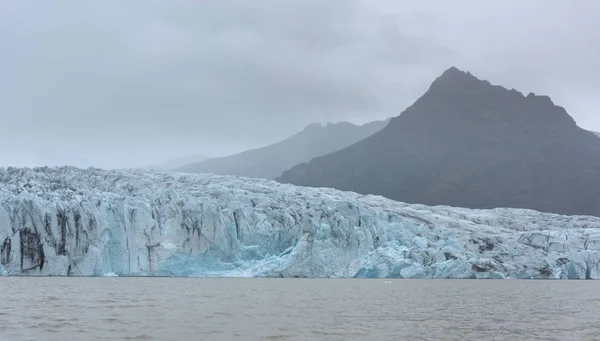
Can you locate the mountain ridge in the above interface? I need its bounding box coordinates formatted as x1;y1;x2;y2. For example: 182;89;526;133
277;67;600;217
175;118;390;179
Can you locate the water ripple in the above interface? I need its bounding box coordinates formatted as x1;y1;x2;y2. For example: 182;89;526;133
0;278;599;340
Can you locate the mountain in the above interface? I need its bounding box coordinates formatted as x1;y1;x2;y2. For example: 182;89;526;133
174;119;390;179
146;155;209;171
594;131;600;138
2;166;600;278
277;67;600;217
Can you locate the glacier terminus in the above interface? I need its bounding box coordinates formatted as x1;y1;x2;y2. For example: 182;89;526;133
1;167;600;279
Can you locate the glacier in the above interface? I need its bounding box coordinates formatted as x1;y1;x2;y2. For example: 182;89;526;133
1;166;600;279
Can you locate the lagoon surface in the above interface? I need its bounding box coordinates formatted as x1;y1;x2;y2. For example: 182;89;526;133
0;278;599;340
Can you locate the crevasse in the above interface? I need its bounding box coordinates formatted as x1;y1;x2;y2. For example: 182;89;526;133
1;166;600;279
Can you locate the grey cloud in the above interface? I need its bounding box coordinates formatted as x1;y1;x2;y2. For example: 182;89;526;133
0;0;598;168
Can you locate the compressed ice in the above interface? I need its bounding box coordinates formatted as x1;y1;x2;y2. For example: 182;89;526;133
1;166;600;279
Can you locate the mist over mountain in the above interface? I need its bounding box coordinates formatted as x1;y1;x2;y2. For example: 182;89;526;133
277;67;600;217
174;119;390;179
146;155;209;171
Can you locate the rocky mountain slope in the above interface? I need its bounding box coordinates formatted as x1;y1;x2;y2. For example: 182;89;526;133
277;67;600;217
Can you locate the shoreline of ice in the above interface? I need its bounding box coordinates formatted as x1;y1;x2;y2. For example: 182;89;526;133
1;166;600;279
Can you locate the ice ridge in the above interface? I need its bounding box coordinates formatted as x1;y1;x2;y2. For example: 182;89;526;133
1;166;600;279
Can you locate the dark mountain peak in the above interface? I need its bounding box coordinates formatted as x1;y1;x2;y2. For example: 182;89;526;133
429;66;490;90
439;66;476;80
429;68;557;108
277;69;600;217
399;68;578;130
430;68;564;108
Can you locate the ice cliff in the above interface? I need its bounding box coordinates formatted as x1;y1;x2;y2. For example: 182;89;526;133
1;166;600;279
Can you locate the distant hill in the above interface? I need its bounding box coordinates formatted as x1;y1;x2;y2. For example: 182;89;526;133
174;119;390;179
146;155;209;171
277;67;600;217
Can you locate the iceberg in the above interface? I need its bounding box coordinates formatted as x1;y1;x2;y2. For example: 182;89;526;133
1;166;600;279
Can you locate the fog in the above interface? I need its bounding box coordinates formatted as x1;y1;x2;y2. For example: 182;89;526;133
1;0;598;168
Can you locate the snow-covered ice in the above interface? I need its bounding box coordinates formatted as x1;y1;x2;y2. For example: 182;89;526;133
1;166;600;279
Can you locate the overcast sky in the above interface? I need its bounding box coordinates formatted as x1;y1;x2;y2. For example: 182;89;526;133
1;0;599;169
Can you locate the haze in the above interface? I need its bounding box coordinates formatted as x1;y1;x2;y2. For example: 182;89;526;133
1;0;598;169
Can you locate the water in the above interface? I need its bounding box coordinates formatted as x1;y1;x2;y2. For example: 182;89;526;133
0;278;599;341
